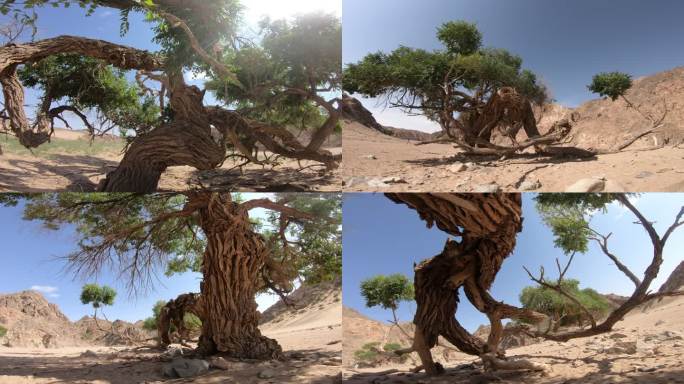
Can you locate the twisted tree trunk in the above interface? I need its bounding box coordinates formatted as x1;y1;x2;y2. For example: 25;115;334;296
194;193;282;359
386;193;544;375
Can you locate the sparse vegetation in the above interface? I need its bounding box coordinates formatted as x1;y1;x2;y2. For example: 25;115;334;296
0;325;7;338
589;71;670;129
360;274;414;339
80;284;116;330
520;279;611;329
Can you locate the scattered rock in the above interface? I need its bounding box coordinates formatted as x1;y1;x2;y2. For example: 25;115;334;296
519;179;542;191
362;154;377;160
161;363;178;378
257;368;276;379
367;178;390;188
655;320;666;326
448;163;468;173
382;176;407;184
469;373;503;384
208;356;233;370
165;358;210;378
637;367;658;373
565;178;605;192
636;171;654;179
80;350;98;358
474;183;500;193
605;341;637;355
609;333;628;339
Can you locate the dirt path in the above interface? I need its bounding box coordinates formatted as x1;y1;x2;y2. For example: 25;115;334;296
342;121;684;192
343;297;684;384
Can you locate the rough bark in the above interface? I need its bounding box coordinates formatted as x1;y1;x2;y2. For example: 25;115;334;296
194;193;282;359
386;193;545;375
387;193;684;375
158;292;203;347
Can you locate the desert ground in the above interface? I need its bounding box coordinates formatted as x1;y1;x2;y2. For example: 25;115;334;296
342;67;684;193
0;281;342;384
0;128;342;192
342;120;684;193
343;295;684;384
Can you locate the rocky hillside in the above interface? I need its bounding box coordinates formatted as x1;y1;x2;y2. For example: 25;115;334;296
259;277;341;326
0;291;152;348
339;94;439;141
0;291;85;348
529;67;684;150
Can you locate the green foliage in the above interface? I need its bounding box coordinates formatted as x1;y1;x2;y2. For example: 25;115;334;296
534;194;624;255
437;21;482;56
0;325;7;338
343;20;549;123
520;279;611;326
207;12;341;131
17;193;340;296
183;313;202;331
360;274;414;311
141;300;202;332
142;300;167;331
0;0;242;72
354;342;380;362
80;283;116;309
254;193;342;288
382;342;402;352
588;71;632;101
18;54;160;136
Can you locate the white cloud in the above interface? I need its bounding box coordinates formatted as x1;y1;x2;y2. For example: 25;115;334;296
30;285;60;298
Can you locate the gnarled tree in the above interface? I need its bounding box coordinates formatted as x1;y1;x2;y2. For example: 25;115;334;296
385;193;684;375
7;192;341;359
0;0;341;192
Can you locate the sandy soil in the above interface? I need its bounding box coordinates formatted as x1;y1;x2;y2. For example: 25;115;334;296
0;287;342;383
343;296;684;384
0;129;342;192
341;121;684;192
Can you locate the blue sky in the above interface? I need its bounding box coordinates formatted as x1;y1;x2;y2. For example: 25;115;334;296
343;0;684;132
0;193;284;323
0;0;340;131
343;193;684;332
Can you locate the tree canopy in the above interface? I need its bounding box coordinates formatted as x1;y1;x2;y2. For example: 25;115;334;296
588;72;632;101
80;283;116;309
343;20;549;126
360;273;414;311
0;0;342;191
13;192;341;295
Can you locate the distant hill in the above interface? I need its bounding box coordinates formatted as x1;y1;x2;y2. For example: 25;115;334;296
0;291;152;348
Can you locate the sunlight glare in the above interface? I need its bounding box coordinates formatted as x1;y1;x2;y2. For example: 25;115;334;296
242;0;340;23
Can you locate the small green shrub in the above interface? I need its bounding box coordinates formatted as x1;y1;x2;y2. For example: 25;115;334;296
383;342;402;352
354;348;379;362
0;325;7;338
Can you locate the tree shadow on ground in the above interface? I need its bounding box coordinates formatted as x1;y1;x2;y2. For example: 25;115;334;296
404;152;598;168
0;153;118;192
343;358;684;383
0;347;341;384
190;167;339;192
